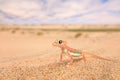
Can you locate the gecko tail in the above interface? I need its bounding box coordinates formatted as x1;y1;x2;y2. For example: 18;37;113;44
83;52;111;61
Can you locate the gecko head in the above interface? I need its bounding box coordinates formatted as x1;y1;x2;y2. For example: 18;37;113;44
52;40;67;47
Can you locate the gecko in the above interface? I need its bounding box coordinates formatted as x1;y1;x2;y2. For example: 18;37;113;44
52;40;111;65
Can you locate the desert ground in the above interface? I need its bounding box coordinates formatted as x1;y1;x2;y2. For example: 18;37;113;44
0;25;120;80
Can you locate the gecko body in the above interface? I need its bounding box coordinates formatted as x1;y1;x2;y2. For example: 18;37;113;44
52;40;111;64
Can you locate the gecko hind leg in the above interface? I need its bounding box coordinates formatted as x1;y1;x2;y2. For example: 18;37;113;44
82;53;87;62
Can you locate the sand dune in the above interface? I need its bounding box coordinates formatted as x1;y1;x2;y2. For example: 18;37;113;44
0;25;120;80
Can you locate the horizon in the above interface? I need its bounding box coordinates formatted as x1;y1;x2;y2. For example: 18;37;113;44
0;0;120;24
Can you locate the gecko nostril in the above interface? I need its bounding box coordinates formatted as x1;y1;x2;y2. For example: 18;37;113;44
59;40;62;44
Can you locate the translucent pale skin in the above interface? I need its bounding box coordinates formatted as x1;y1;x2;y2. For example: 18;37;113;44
52;40;111;65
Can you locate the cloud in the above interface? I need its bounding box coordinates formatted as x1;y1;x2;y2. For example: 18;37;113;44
0;0;120;24
76;11;120;24
0;0;42;18
100;0;108;3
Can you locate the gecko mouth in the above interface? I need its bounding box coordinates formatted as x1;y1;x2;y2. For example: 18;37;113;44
52;42;56;46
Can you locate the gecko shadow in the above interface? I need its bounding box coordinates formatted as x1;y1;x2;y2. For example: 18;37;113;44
55;58;83;66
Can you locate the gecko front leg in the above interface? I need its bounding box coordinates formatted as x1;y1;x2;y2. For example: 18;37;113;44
59;53;63;62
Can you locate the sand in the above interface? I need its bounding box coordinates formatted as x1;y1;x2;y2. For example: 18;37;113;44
0;25;120;80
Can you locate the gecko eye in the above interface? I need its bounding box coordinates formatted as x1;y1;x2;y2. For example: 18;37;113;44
59;40;62;44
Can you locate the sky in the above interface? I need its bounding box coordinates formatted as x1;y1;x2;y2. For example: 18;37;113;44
0;0;120;24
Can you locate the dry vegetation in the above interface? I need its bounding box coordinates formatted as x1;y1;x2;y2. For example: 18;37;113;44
0;24;120;80
74;33;82;38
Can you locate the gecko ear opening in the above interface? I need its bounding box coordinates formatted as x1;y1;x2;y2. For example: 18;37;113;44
63;41;67;44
